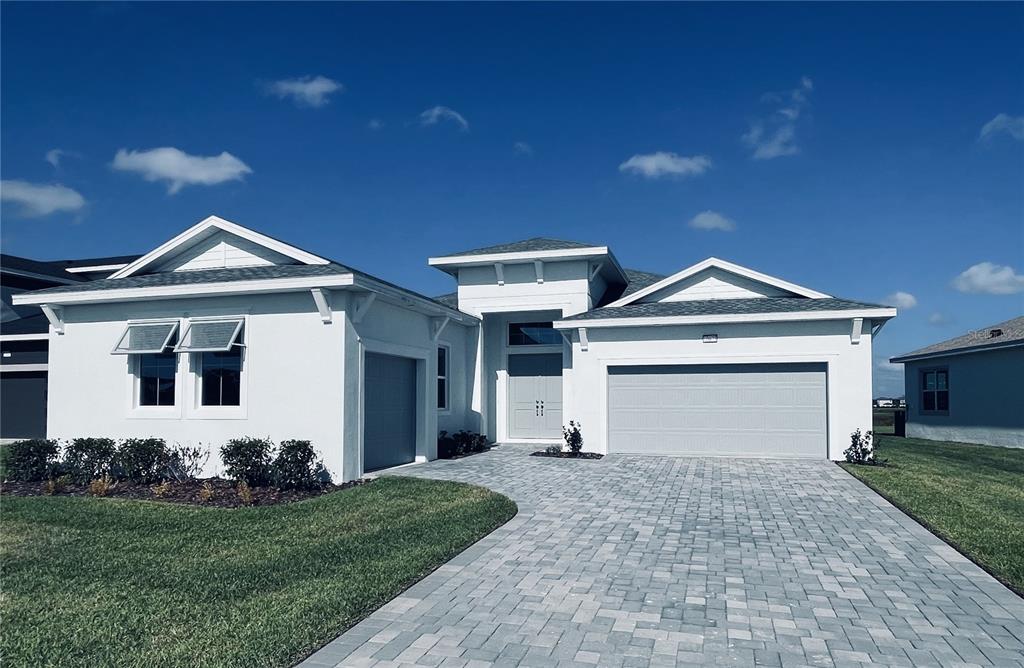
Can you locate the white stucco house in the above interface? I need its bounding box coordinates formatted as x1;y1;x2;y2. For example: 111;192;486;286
12;215;896;481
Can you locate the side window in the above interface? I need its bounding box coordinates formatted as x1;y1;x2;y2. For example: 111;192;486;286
200;348;242;407
508;322;561;346
437;345;449;410
139;349;177;406
921;368;949;413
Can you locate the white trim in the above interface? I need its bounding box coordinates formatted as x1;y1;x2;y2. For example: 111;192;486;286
64;263;129;274
310;288;332;324
128;347;184;419
109;215;329;279
605;257;831;307
429;246;610;267
553;308;897;329
175;316;245;353
40;304;64;334
850;317;863;344
589;262;604;281
351;292;376;324
494;262;505;286
0;363;48;373
111;320;179;355
436;342;451;413
430;316;450;342
578;327;589;352
534;260;544;284
0;333;49;342
1;268;80;285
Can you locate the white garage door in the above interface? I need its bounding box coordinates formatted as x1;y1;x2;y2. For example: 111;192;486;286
608;363;827;457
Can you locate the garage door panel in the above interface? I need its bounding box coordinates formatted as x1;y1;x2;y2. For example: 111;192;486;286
608;363;826;457
364;353;417;472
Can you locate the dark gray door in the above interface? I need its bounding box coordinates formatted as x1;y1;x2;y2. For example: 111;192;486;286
508;353;562;439
364;353;417;472
0;371;48;439
608;363;827;457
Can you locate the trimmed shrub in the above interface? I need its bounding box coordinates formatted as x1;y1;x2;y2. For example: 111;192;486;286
438;430;490;459
545;444;562;455
844;429;885;466
0;439;59;482
437;431;457;459
220;437;274;486
273;440;326;490
64;437;117;482
113;438;169;483
562;421;583;456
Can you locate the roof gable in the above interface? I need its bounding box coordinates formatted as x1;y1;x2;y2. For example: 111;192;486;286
109;215;329;279
606;257;830;307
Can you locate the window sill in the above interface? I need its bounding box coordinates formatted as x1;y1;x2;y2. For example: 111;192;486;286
188;406;248;420
129;406;182;420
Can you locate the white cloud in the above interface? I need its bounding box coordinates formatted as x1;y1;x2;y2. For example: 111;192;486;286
885;291;917;309
112;147;252;194
928;312;952;326
367;118;384;130
513;141;533;156
419;106;469;131
875;359;904;374
743;76;813;160
618;152;712;179
688;210;736;232
45;148;78;168
979;113;1024;141
952;261;1024;295
0;179;85;217
266;75;343;108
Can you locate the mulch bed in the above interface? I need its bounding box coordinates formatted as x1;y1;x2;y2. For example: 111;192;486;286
0;477;371;508
530;451;604;460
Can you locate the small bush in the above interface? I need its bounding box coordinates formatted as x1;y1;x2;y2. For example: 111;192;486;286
545;444;562;455
437;431;457;459
0;439;59;482
151;481;172;498
562;421;583;456
113;438;169;483
273;440;326;490
42;474;72;496
438;430;490;459
236;481;254;505
87;475;116;497
166;444;208;481
221;437;273;486
197;482;215;503
844;429;886;466
64;437;117;482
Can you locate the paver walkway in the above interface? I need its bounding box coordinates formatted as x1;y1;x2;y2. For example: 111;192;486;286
301;446;1024;667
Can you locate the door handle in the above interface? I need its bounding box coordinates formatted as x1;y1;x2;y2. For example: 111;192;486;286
535;400;540;416
540;400;544;416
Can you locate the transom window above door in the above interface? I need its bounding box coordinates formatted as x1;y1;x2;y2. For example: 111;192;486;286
508;322;562;346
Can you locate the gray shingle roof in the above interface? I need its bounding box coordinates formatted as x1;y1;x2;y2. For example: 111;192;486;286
891;316;1024;361
433;292;459;308
435;237;600;258
23;263;355;296
621;268;666;297
559;297;888;322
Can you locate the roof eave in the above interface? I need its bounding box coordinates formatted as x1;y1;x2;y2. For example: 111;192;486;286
554;307;897;329
890;339;1024;364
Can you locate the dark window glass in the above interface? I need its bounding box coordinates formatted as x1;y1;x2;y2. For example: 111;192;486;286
202;348;242;406
508;322;561;346
139;353;176;406
922;392;936;411
437;347;448;409
437;378;447;409
921;368;949;413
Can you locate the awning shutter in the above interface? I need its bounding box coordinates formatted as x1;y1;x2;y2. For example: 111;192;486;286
175;319;244;353
111;322;178;355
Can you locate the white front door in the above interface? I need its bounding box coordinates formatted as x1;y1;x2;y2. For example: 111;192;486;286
508;353;563;439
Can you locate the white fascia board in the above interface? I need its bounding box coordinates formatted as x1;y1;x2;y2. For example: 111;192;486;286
350;275;478;325
0;363;48;373
606;257;831;307
64;263;130;274
553;307;897;329
110;215;329;279
2;268;81;286
0;333;50;342
428;247;610;268
12;274;356;306
890;340;1024;364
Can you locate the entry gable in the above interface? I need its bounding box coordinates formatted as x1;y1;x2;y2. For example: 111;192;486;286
109;215;329;279
605;257;830;307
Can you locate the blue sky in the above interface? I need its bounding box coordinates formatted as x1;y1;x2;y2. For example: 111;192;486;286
2;2;1022;396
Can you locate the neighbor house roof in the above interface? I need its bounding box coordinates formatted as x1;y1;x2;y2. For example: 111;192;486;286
434;237;599;258
891;315;1024;363
556;297;894;327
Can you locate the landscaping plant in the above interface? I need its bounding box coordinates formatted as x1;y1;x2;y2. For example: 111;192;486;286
166;443;208;481
220;437;274;486
87;475;116;497
114;438;170;483
562;421;584;456
273;440;327;490
64;437;116;482
0;439;59;482
844;429;885;466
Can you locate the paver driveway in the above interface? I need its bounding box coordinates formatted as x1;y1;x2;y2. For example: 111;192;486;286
301;446;1024;667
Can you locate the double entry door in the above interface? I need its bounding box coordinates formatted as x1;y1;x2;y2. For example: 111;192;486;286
508;353;563;439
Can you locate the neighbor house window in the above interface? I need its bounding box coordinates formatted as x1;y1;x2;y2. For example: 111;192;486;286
175;317;245;408
437;345;449;410
921;368;949;413
508;322;561;346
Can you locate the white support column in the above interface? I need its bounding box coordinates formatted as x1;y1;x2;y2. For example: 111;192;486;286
534;260;544;284
578;327;589;352
310;288;332;324
40;304;64;335
494;262;505;286
851;317;863;344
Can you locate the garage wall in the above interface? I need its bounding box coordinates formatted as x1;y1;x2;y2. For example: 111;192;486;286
564;318;874;459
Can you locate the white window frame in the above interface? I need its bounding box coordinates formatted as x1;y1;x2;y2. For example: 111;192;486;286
186;315;249;419
175;317;245;353
437;343;451;413
111;320;179;355
123;318;184;419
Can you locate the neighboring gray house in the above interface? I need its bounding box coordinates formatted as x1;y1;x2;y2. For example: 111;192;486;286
891;316;1024;448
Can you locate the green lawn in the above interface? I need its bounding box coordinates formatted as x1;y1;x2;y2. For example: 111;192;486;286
0;477;517;668
841;436;1024;596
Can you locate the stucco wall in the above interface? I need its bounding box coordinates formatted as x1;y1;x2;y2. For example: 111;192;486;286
904;347;1024;448
564;319;875;459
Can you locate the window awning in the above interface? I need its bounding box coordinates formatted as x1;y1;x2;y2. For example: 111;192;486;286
175;318;244;353
111;322;178;355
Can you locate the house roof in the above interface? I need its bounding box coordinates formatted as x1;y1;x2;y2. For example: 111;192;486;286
433;292;459;308
620;268;666;297
558;297;890;323
434;237;599;258
891;315;1024;362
